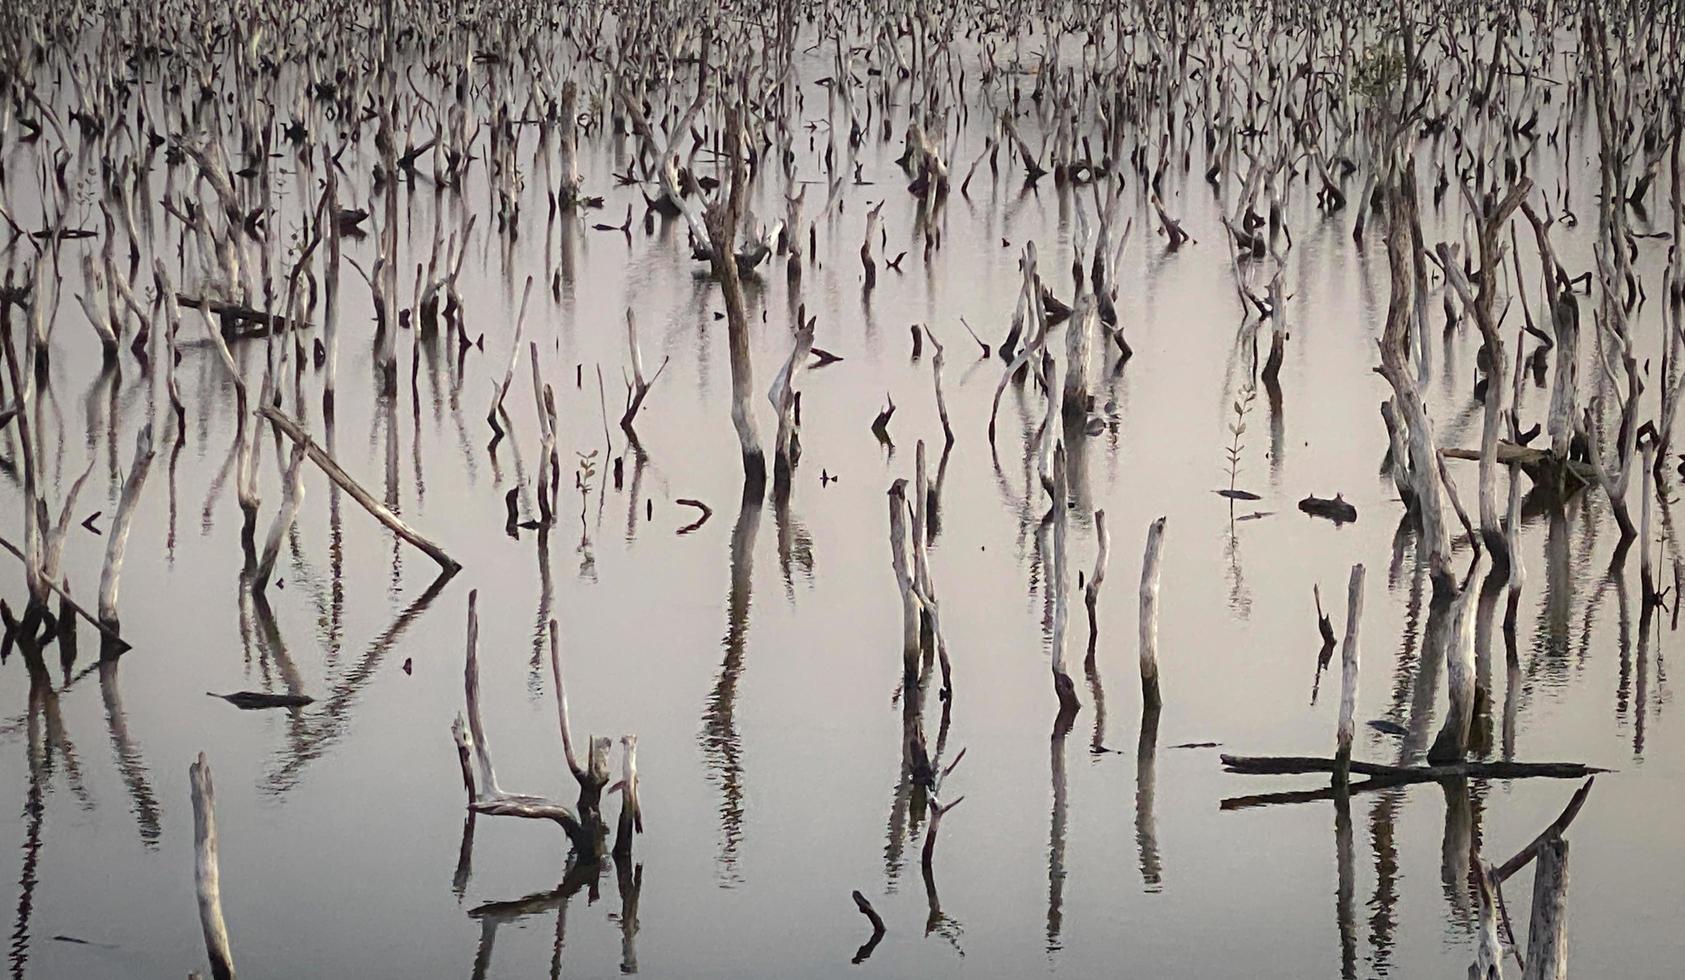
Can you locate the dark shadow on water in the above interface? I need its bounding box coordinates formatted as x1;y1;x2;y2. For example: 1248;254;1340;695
1136;704;1162;892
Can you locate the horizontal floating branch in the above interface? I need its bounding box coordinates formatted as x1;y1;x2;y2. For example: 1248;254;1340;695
1221;754;1606;783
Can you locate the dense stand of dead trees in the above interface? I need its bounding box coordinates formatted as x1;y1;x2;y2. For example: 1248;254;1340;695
0;0;1679;975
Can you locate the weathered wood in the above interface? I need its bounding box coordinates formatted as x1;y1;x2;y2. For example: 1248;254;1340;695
620;308;669;434
252;445;307;590
1521;836;1568;980
767;307;815;483
1221;755;1604;783
208;691;312;710
259;406;460;575
926;327;955;447
460;594;604;856
99;423;156;631
1494;777;1594;885
451;714;476;803
1048;445;1080;723
1062;295;1096;419
1334;564;1364;786
1471;862;1506;980
190;752;235;980
1429;552;1488;763
613;734;641;859
1139;516;1167;710
888;479;921;683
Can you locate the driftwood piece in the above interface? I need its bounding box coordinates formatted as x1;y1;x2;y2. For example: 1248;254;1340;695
99;422;156;631
0;535;129;652
259;406;460;575
1139;516;1167;710
1334;565;1364;786
1494;777;1594;885
1522;837;1569;980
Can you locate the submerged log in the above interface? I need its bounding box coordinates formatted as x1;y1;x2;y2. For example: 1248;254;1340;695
1299;494;1358;523
177;294;308;337
1139;516;1167;710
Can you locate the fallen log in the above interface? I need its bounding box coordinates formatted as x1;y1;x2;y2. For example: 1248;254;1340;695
259;406;460;575
208;691;314;710
0;535;129;652
1221;755;1606;784
177;295;309;337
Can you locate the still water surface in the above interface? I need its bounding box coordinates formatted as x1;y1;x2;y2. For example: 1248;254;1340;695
2;27;1681;980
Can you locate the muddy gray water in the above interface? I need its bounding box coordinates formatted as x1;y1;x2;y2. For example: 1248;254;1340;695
3;29;1683;980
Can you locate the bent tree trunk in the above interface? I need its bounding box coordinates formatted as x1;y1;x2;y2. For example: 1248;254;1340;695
704;102;765;493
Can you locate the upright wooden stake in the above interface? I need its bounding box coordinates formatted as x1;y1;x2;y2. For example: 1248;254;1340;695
1521;836;1569;980
888;480;921;683
1334;563;1364;787
1139;516;1167;710
99;422;156;631
190;752;235;980
1430;552;1489;763
1083;508;1110;671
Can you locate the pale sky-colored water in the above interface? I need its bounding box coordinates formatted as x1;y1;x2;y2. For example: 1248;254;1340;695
2;10;1681;980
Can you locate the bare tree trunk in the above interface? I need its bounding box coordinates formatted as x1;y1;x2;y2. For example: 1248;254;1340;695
190;753;236;980
1521;837;1569;980
704;103;766;493
1139;516;1167;710
1429;552;1489;763
1334;564;1364;786
99;423;156;631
